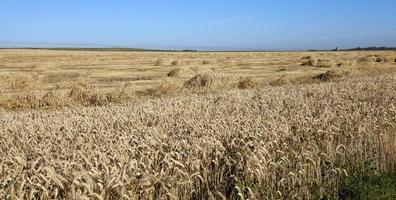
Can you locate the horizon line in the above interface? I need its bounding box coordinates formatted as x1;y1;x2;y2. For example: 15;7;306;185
0;40;383;52
1;46;396;53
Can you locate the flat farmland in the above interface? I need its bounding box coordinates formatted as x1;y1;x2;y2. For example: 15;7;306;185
0;49;395;109
0;50;395;199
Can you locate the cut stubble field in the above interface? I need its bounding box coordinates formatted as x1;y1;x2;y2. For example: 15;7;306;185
0;49;395;109
0;49;396;199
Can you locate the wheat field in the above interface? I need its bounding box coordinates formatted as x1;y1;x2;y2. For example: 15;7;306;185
0;49;396;199
1;49;395;109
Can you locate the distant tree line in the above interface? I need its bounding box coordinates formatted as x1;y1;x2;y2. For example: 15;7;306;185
308;46;396;52
345;47;396;51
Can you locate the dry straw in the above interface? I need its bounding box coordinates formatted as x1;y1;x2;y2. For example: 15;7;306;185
1;76;395;199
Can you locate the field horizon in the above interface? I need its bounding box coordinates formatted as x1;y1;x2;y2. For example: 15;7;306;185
2;46;396;52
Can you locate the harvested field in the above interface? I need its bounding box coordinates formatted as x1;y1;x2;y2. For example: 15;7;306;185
1;50;396;110
0;50;396;199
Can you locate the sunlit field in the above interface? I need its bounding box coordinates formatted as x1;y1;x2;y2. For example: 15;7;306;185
1;49;396;199
1;49;395;109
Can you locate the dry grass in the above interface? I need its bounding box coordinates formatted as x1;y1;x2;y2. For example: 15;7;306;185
313;69;349;82
43;72;82;83
0;73;42;91
301;57;337;68
0;50;395;110
359;54;396;63
0;76;395;199
171;60;183;66
0;79;128;109
237;76;258;89
183;72;235;90
154;59;168;66
202;60;212;65
167;68;195;78
1;49;396;199
138;81;181;97
269;76;292;86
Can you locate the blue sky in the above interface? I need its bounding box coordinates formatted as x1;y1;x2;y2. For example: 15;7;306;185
1;0;396;50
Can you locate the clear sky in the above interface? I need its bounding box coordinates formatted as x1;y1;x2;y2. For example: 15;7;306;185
1;0;396;50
